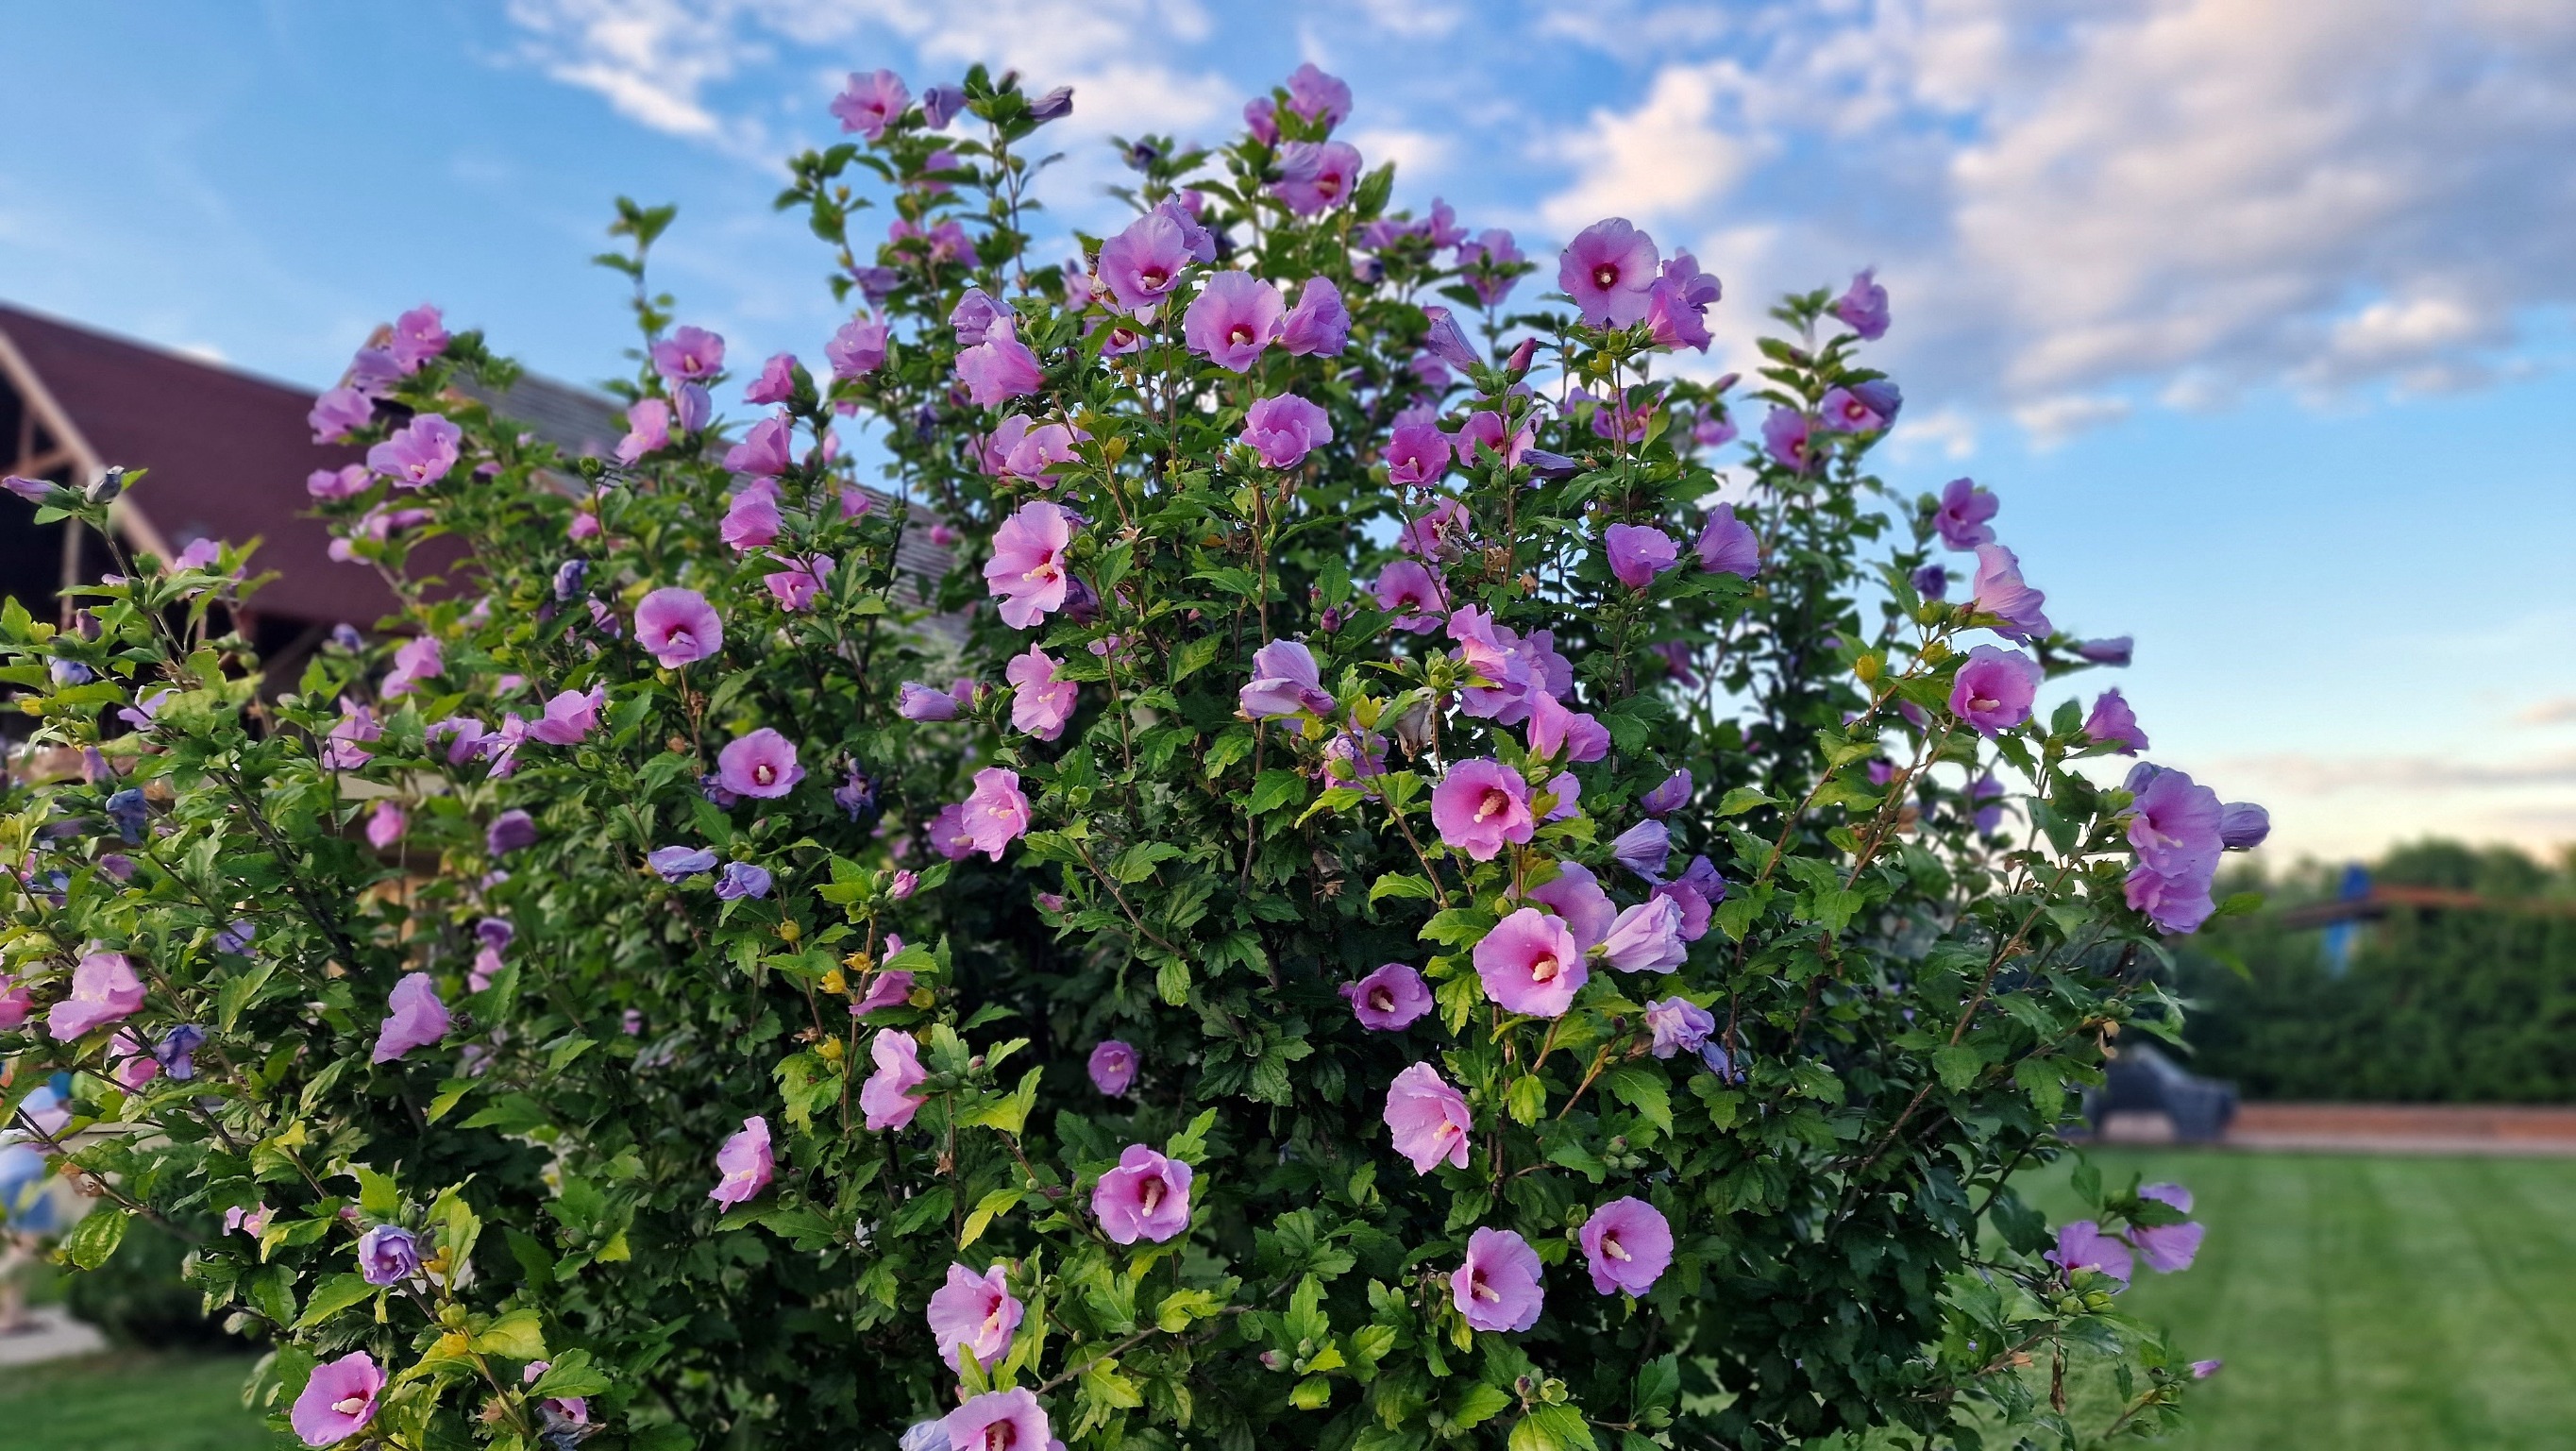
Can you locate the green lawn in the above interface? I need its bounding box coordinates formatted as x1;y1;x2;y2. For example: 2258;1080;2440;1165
2021;1149;2576;1450
5;1353;283;1451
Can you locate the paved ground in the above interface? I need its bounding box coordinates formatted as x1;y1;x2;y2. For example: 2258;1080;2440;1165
2095;1102;2576;1156
0;1305;108;1367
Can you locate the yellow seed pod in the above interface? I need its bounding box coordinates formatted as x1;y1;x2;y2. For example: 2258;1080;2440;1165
817;1037;845;1062
1854;653;1881;683
843;951;875;975
777;920;801;943
819;968;848;996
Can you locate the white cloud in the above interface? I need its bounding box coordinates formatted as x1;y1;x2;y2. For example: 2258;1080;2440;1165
1539;63;1770;232
1347;127;1453;183
2010;393;2130;447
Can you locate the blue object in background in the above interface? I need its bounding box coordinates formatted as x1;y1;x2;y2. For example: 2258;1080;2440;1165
2321;864;2370;977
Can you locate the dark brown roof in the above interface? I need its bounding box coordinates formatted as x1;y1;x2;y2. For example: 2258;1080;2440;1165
0;302;383;627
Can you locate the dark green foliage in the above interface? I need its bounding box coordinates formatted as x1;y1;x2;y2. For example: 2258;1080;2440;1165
2177;846;2576;1102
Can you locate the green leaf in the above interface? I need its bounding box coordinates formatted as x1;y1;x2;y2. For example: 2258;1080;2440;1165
1368;872;1437;903
1716;787;1774;818
528;1348;613;1400
2014;1056;2068;1122
473;1308;548;1359
59;1207;129;1271
961;1188;1025;1249
295;1273;378;1329
1602;1066;1674;1138
1155;955;1190;1005
1509;1405;1598;1451
1504;1073;1547;1125
349;1166;400;1219
1250;768;1308;815
1452;1383;1514;1430
1112;840;1184;884
1933;1043;1984;1091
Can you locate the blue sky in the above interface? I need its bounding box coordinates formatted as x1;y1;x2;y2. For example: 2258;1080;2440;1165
5;1;2572;862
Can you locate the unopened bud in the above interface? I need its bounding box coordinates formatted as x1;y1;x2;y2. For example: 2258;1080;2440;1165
1854;653;1880;683
777;920;801;943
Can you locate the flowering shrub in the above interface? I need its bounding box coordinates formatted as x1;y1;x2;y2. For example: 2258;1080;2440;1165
1;61;2263;1451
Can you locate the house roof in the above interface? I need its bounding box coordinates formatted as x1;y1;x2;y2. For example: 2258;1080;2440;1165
0;302;959;638
0;302;380;626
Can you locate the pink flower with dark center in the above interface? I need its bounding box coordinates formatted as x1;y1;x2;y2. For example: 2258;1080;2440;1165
955;328;1046;406
1088;1040;1138;1095
709;1116;773;1206
367;413;461;488
1935;478;1998;549
1695;505;1760;577
309;386;374;443
983;414;1083;484
1761;407;1812;471
959;768;1034;859
2085;688;2147;754
941;1389;1052;1451
1451;1226;1544;1332
1239;639;1335;719
1402;498;1470;561
1373;560;1446;633
928;1262;1024;1372
2126;765;2224;877
530;684;605;746
1968;544;2052;641
1098;211;1193;315
1596;896;1687;972
1831;267;1891;340
1430;759;1533;861
1526;861;1615;950
982;500;1078;628
764;554;833;612
292;1351;384;1447
1456;409;1533;467
48;951;144;1041
860;1029;928;1130
1007;647;1078;741
1278;277;1350;356
1819;385;1887;433
1947;645;2039;736
1240;393;1333;468
1559;218;1659;327
1094;1143;1192;1243
716;728;802;799
1606;523;1679;589
2050;1220;2132;1286
1385;420;1453;487
831;70;911;138
1475;907;1587;1017
1383;1061;1473;1173
370;972;450;1064
1184;271;1284;372
1457;228;1526;308
1580;1197;1674;1295
651;325;726;382
1271;141;1363;215
635;587;723;667
1340;962;1433;1031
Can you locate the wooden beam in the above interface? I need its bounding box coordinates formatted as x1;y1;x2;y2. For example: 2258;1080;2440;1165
0;320;177;608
